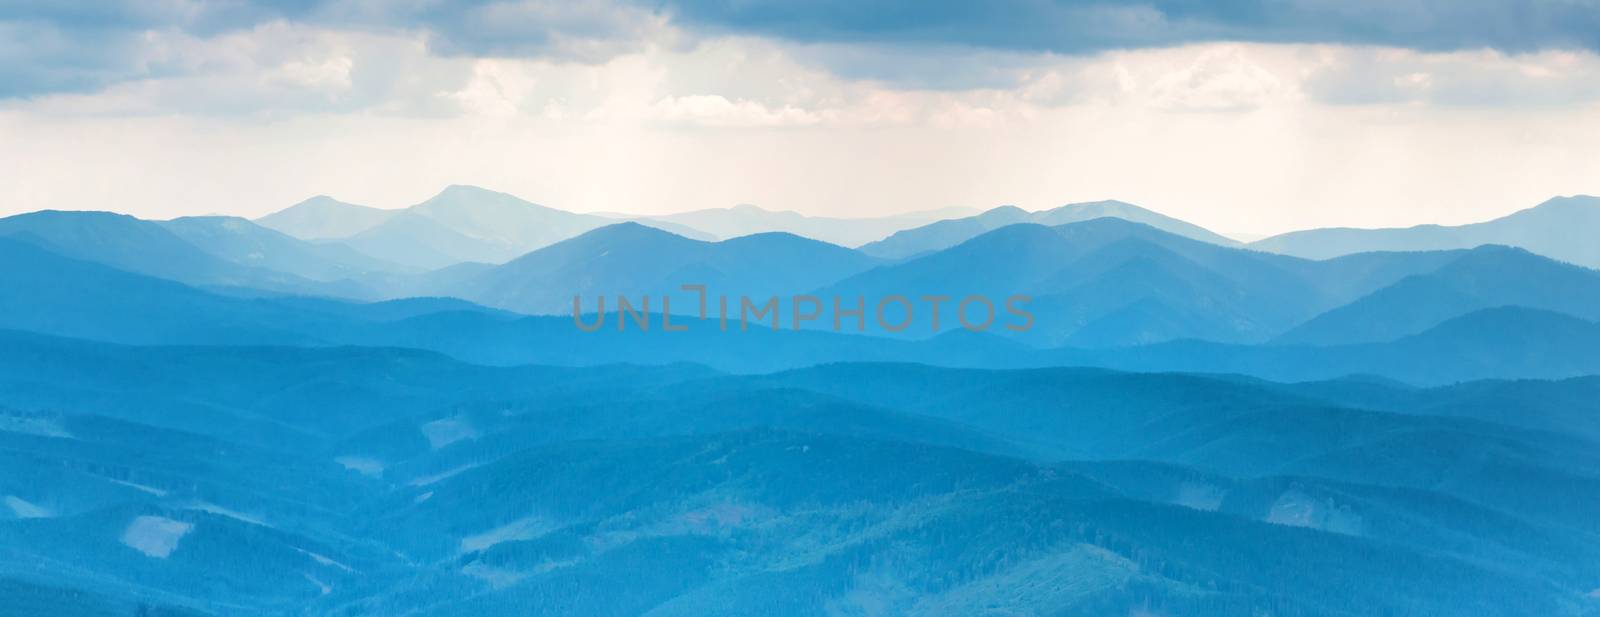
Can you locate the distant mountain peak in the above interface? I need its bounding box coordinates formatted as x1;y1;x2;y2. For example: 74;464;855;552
979;205;1029;218
1057;215;1156;233
1447;243;1588;272
435;184;500;197
965;205;1032;228
450;219;881;314
1524;194;1600;213
1461;243;1533;256
1543;193;1598;203
273;194;383;215
861;200;1234;260
936;222;1064;254
1050;199;1140;211
546;221;694;248
719;230;847;248
1047;200;1165;221
594;220;667;234
3;209;133;225
292;194;351;206
256;195;395;241
419;184;531;208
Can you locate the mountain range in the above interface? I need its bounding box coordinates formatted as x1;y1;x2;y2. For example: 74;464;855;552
250;186;974;269
3;186;1600;616
0;210;375;298
5;222;1599;385
821;217;1578;347
336;186;696;269
435;223;885;316
8;190;1599;354
858;200;1241;259
1252;195;1600;268
623;203;979;247
255;195;398;241
245;187;1600;276
3;332;1598;615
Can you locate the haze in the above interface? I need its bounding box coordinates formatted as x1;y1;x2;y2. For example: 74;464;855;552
2;2;1599;235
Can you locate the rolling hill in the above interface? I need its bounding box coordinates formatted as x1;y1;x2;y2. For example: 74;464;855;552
1252;195;1600;268
828;218;1600;348
160;215;411;282
437;223;886;315
4;330;1598;615
253;195;398;241
823;219;1329;345
858;200;1239;259
0;211;365;298
1278;245;1600;344
288;186;713;269
5;234;1595;385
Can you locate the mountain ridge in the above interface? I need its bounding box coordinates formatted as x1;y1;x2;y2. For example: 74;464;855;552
1252;195;1600;268
859;200;1240;259
439;222;886;315
254;195;397;241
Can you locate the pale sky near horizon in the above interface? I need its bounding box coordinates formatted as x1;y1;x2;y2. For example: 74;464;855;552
3;2;1599;235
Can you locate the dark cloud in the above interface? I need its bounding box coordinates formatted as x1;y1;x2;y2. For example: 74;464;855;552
0;0;319;97
657;0;1600;55
2;0;1597;98
0;0;658;98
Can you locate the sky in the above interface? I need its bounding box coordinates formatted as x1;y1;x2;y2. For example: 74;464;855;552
2;1;1599;235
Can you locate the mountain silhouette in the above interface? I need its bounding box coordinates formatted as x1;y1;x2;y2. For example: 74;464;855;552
161;215;411;282
860;200;1238;259
1252;195;1600;268
1279;245;1600;344
440;222;884;315
254;195;397;240
633;203;978;247
269;185;714;269
0;210;364;297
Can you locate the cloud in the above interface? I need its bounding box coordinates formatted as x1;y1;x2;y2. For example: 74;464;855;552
644;0;1600;92
657;0;1600;56
0;0;676;98
13;22;473;117
0;20;142;97
1305;47;1600;107
5;0;1599;100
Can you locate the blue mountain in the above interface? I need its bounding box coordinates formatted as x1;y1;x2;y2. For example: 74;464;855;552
438;222;885;315
1252;195;1600;268
7;233;1595;386
7;187;1600;616
0;210;372;298
160;215;412;281
5;328;1597;615
0;237;347;345
825;219;1342;345
628;203;978;247
859;200;1238;259
1065;307;1600;385
1279;245;1600;344
254;195;397;240
320;185;713;269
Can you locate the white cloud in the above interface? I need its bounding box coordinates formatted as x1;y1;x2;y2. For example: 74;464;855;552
645;95;823;127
